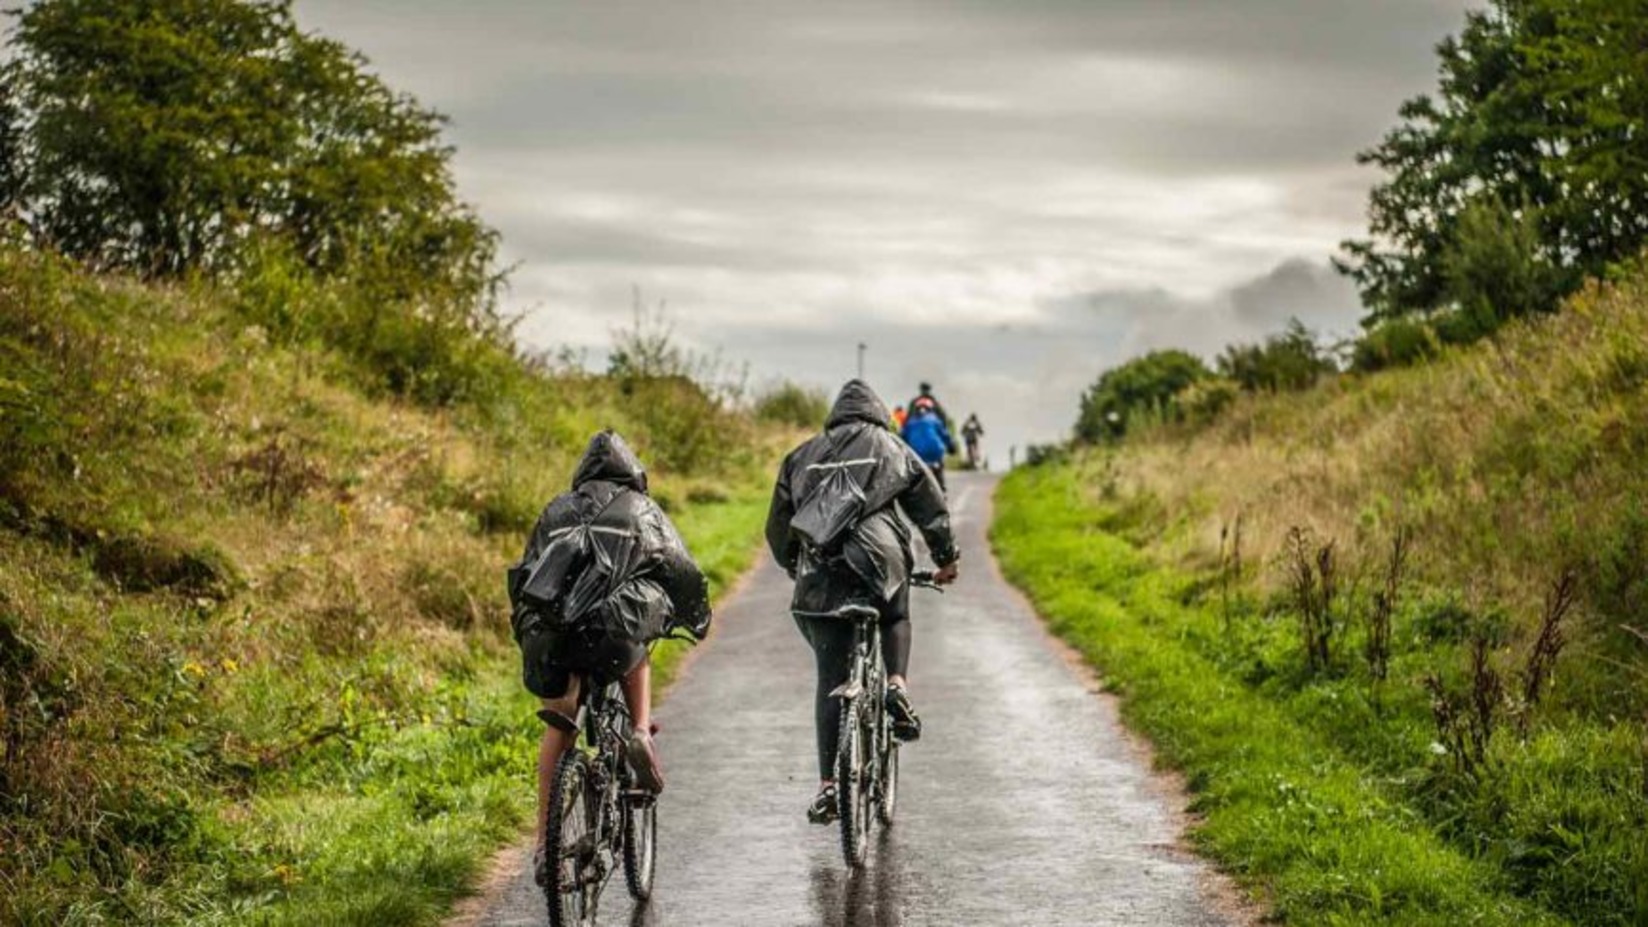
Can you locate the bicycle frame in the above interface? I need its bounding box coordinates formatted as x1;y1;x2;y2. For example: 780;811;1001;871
546;679;657;926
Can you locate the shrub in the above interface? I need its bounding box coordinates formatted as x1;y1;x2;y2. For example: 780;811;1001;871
1352;317;1441;372
1218;319;1337;392
1171;378;1239;426
1076;349;1210;442
1438;197;1570;344
754;381;828;429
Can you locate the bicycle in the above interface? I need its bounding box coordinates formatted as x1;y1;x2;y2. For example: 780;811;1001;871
543;675;658;927
827;571;943;869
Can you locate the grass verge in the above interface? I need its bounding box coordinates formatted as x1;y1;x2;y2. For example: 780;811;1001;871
0;245;784;925
992;466;1569;925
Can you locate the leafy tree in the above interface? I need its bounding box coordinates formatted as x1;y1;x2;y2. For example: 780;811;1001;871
1218;320;1337;393
0;80;23;221
1439;197;1567;343
1;0;498;307
1076;349;1209;442
1338;0;1648;322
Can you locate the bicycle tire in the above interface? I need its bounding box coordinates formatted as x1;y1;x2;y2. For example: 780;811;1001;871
622;795;657;901
545;751;596;927
836;697;870;868
876;738;899;826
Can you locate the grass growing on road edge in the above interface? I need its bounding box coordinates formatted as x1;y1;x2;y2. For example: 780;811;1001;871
0;245;784;926
991;467;1565;925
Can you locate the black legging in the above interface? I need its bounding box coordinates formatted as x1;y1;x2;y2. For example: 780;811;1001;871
794;597;911;780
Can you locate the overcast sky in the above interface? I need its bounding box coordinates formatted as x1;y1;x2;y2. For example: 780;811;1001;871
295;0;1473;458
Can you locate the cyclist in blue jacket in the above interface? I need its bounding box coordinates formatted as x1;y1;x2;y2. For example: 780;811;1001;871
900;397;956;492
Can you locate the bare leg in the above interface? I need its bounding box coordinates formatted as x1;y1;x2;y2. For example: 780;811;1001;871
620;659;652;733
534;676;583;848
534;724;573;846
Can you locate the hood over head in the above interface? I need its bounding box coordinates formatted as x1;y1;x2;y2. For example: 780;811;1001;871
826;379;892;430
572;430;648;492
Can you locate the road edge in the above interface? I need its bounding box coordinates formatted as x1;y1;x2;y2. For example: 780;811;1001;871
978;475;1264;927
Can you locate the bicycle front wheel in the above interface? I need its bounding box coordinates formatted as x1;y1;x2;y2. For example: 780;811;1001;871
836;697;871;868
546;751;598;927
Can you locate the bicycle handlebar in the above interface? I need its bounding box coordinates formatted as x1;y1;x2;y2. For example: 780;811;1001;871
910;570;946;592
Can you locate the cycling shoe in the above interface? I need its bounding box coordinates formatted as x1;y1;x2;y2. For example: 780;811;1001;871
886;685;922;742
626;729;666;794
807;783;839;825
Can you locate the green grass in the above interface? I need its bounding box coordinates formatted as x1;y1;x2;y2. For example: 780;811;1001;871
990;262;1648;925
0;244;784;925
992;467;1572;925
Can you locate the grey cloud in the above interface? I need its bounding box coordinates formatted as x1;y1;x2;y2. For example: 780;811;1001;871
284;0;1467;456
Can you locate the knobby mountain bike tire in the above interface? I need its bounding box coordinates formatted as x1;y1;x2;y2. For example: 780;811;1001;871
546;751;597;927
876;736;899;827
836;696;872;868
622;794;657;901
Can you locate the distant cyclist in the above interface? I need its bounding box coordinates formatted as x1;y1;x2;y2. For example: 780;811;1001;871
906;381;951;429
961;413;984;469
506;431;711;887
765;380;959;824
901;397;956;492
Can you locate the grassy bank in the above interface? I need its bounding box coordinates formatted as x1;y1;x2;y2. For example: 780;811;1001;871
992;265;1648;924
0;246;785;925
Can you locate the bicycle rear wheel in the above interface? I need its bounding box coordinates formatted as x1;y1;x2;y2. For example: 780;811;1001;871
876;736;899;826
836;697;871;868
622;795;657;901
546;751;597;927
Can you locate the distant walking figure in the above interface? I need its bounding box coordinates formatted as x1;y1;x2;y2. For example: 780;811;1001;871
961;413;984;470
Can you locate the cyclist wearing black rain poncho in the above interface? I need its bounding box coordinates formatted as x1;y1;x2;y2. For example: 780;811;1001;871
508;430;711;697
507;430;709;881
765;380;959;794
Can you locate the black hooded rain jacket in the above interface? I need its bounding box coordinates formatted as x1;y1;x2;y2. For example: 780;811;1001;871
765;380;958;615
507;432;711;651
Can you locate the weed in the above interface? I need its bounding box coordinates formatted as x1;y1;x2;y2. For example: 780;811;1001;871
1365;527;1409;683
1426;634;1504;779
1516;569;1578;734
232;432;327;516
1284;526;1339;673
1219;512;1244;629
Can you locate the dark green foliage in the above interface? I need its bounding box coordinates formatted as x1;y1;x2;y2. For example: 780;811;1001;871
1075;349;1209;442
754;381;829;429
1217;319;1336;393
1;0;508;407
1352;318;1440;372
0;79;22;216
1439;198;1569;344
3;0;498;283
1339;0;1648;324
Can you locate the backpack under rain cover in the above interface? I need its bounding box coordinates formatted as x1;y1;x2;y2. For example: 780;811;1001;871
789;459;869;553
510;490;675;642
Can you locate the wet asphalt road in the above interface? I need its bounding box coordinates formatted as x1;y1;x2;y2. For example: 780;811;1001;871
456;472;1239;927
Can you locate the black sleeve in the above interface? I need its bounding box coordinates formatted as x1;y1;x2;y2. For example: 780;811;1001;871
893;443;958;567
764;455;800;575
648;501;712;639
